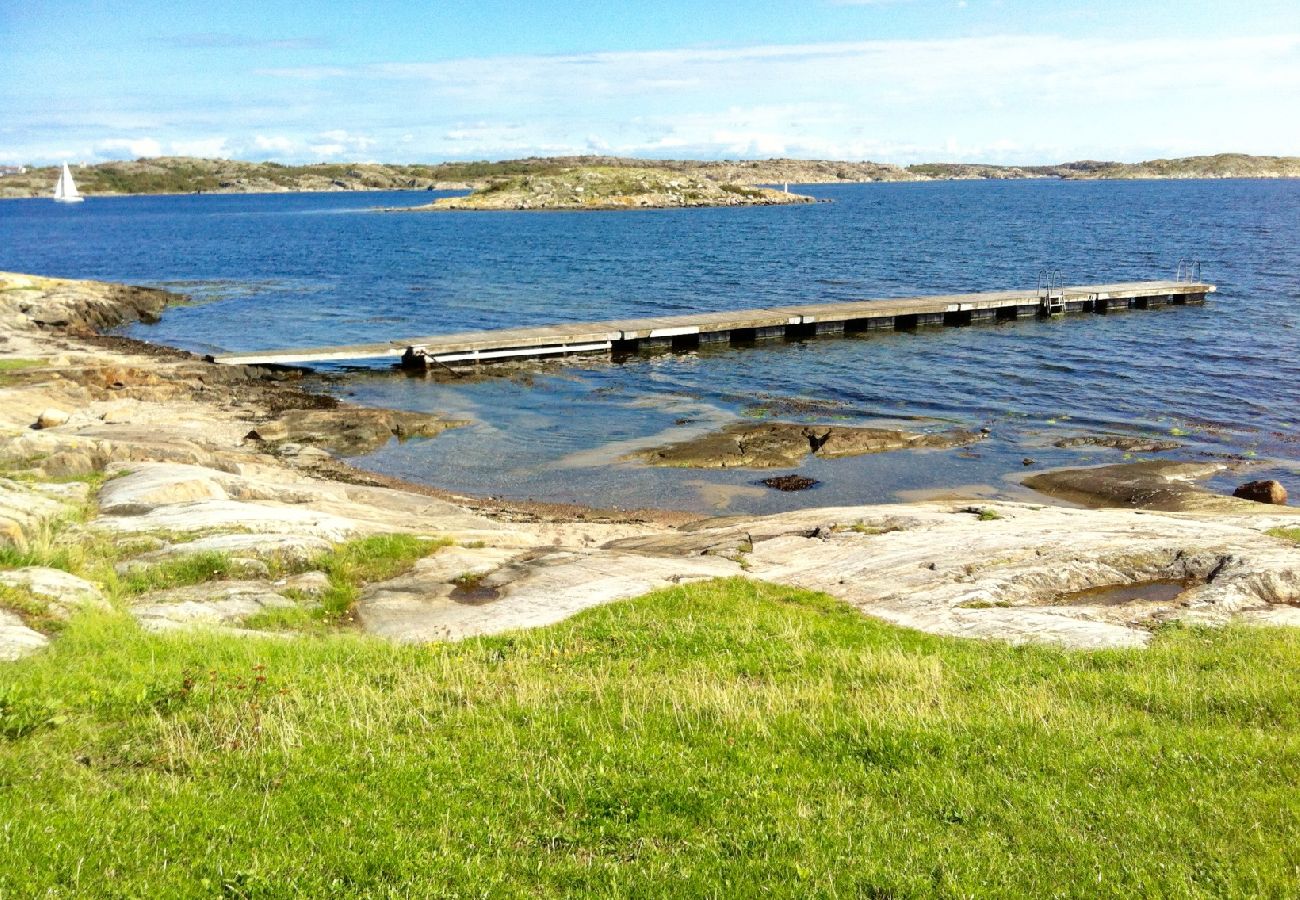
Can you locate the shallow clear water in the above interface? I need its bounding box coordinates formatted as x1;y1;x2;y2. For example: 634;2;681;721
2;180;1296;514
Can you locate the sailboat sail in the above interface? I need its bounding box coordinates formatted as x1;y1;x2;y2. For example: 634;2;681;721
53;163;84;203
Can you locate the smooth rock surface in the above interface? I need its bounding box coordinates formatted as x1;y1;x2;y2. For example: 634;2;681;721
0;609;48;661
131;581;300;632
0;567;110;618
1024;460;1293;513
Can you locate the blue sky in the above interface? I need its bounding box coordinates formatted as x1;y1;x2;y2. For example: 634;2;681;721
3;1;1298;165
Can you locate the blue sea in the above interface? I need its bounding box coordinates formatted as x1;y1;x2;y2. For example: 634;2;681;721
2;180;1297;514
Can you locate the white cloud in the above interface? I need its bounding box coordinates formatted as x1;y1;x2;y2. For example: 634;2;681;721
254;134;296;153
170;137;230;158
15;32;1300;164
96;137;163;159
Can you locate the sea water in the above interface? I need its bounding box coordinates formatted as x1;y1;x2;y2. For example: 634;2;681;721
2;179;1296;514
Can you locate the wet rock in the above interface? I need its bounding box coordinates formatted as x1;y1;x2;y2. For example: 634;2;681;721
268;407;465;456
34;408;70;429
1234;479;1288;505
759;475;819;492
0;567;110;619
631;421;981;469
1023;461;1275;513
1053;435;1183;452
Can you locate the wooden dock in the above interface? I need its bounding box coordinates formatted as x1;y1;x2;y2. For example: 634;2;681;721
210;280;1214;369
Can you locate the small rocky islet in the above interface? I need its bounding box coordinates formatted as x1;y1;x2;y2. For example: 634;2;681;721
392;166;817;211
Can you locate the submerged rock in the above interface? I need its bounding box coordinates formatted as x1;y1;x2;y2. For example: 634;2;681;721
759;475;819;492
1053;434;1183;452
1234;479;1289;505
263;407;465;456
631;422;981;469
1024;460;1296;514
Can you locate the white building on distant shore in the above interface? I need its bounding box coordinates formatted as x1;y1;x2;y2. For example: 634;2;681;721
0;165;27;176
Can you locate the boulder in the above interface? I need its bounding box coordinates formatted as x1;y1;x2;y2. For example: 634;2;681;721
281;571;332;596
0;610;48;661
0;567;110;618
34;408;70;429
1234;480;1289;505
130;581;300;633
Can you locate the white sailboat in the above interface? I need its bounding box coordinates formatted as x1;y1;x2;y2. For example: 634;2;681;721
53;163;84;203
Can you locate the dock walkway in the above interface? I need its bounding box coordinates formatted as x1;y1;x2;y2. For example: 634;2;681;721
211;280;1214;369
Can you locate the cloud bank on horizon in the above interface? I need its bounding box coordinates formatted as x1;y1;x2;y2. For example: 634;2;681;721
3;1;1299;166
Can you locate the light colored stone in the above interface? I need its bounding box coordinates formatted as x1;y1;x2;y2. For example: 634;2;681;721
229;557;270;579
0;567;110;619
132;532;334;565
35;408;70;429
97;463;229;514
0;478;68;549
357;549;735;643
130;581;299;633
0;609;48;661
96;499;364;541
281;571;331;595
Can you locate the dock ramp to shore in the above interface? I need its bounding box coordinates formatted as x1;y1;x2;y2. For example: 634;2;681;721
210;280;1215;369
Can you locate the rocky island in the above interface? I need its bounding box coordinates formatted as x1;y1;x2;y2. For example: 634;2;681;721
393;166;816;211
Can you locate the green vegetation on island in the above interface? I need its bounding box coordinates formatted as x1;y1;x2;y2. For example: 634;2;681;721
4;577;1300;895
5;152;1300;198
401;165;816;210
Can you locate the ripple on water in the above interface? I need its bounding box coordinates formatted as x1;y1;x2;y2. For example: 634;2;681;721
2;180;1297;514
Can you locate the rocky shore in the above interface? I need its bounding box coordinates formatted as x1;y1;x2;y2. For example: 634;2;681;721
1;271;1297;662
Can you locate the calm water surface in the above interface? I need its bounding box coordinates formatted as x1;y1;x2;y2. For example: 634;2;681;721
2;180;1296;514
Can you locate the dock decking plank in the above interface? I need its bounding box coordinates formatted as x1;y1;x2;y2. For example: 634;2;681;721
211;280;1214;367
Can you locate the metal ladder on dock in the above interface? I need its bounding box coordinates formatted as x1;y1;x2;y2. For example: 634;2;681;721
1038;269;1064;315
1176;258;1203;283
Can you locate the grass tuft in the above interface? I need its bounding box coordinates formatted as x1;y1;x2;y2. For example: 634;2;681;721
309;534;450;620
1267;526;1300;544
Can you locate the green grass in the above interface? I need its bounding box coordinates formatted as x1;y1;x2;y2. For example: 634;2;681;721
116;551;238;596
2;578;1298;896
1268;527;1300;544
309;533;450;620
0;357;44;373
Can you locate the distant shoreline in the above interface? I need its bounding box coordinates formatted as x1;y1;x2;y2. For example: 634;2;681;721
6;174;1300;203
3;152;1299;199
